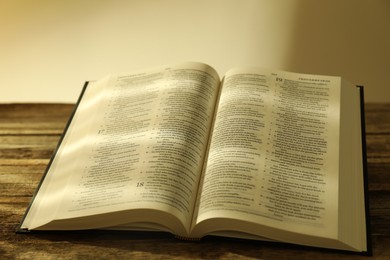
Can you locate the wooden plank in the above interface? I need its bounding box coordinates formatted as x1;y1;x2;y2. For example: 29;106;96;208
364;103;390;134
0;103;389;259
368;163;390;191
0;135;60;160
364;103;390;112
366;134;390;163
0;103;74;134
0;165;47;196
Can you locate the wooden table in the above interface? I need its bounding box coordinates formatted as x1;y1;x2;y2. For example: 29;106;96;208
1;103;389;259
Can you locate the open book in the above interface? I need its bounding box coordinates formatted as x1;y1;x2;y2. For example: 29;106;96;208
18;62;370;254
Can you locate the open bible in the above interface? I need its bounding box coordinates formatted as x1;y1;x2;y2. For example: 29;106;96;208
18;62;370;253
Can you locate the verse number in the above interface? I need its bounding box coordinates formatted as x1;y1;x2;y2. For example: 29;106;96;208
276;77;283;82
136;182;144;187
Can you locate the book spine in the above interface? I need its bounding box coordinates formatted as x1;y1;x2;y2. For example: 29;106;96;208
174;235;202;242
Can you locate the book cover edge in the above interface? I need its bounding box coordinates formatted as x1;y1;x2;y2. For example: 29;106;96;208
15;82;90;233
357;85;373;256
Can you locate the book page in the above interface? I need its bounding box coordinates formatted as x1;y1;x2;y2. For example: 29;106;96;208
23;62;220;234
194;68;341;240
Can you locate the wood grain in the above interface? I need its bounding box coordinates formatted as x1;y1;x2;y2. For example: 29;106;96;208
0;103;389;259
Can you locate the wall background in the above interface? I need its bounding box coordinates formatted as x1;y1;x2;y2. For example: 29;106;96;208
1;0;389;103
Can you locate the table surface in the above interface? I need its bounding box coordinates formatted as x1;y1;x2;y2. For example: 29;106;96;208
1;103;389;259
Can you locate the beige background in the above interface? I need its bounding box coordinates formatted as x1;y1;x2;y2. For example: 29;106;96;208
1;0;389;103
